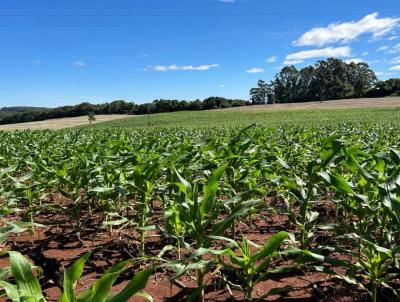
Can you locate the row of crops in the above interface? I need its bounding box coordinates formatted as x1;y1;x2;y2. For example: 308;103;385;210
0;123;400;301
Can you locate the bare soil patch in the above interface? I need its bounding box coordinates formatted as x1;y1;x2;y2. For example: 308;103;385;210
221;97;400;112
0;115;131;131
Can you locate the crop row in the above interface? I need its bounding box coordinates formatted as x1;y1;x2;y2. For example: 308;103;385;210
0;123;400;301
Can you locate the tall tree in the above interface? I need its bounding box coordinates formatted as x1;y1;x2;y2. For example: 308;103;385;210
251;58;378;104
273;66;301;103
250;80;268;104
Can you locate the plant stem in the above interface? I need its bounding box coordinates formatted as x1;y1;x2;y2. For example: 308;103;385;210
197;268;205;302
177;239;181;260
139;195;148;257
30;209;35;235
245;284;253;301
371;284;377;302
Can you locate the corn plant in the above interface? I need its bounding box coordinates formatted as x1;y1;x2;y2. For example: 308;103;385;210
0;221;44;245
50;158;91;235
169;165;263;302
341;234;400;302
0;251;153;302
215;231;293;301
125;155;160;256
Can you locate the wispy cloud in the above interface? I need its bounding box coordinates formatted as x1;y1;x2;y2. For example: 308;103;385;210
388;43;400;54
388;35;399;41
245;67;264;73
391;56;400;64
73;61;86;67
147;64;219;71
284;46;351;64
389;65;400;71
376;45;389;51
265;56;277;63
294;12;400;47
219;0;234;3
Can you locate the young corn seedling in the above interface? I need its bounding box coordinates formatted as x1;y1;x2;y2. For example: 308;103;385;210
0;251;154;302
341;234;400;302
169;164;263;302
125;155;160;257
163;200;185;259
52;159;91;236
215;231;293;302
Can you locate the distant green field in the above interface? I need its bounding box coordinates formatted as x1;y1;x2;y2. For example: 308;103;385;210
89;107;400;129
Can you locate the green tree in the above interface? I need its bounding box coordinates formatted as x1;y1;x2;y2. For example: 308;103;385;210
273;66;301;103
250;80;268;104
255;58;378;104
87;112;96;124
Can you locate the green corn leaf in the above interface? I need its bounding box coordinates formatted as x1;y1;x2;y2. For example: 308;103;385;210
212;199;259;236
201;164;227;215
253;231;288;270
134;291;153;302
82;260;131;302
8;251;44;302
108;268;153;302
318;171;353;194
0;267;11;281
0;280;20;302
347;154;375;181
173;167;191;192
58;253;91;302
276;156;290;170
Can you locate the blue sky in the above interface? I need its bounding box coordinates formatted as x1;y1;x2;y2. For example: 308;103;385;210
1;0;400;107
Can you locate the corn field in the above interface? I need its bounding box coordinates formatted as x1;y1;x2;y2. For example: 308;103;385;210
0;123;400;301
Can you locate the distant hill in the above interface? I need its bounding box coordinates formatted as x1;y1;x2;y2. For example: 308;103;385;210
0;106;49;116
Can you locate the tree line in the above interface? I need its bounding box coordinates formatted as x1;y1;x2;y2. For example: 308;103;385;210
2;57;400;125
0;97;249;125
250;57;400;104
0;106;49;116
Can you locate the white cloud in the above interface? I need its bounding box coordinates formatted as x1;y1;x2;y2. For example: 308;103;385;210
391;56;400;64
345;58;365;64
294;12;400;47
73;61;86;67
220;0;234;3
284;46;351;64
376;45;389;51
388;43;400;54
283;59;303;65
389;65;400;71
147;64;219;71
362;51;369;56
388;35;399;41
245;67;264;73
266;56;277;63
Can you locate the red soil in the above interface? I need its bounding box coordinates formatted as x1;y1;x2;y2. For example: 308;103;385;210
0;198;366;302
